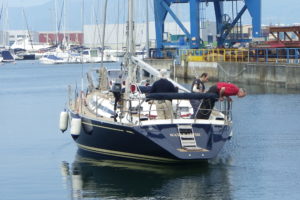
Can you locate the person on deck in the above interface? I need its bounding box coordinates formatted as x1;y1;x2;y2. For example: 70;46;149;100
197;82;246;119
150;69;177;119
190;73;209;119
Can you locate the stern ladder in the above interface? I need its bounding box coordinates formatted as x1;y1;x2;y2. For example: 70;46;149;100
177;124;198;149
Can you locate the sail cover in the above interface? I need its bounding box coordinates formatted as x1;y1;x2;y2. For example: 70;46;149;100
146;92;218;100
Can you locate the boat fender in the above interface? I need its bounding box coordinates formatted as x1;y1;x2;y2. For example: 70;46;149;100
59;111;69;133
70;118;82;135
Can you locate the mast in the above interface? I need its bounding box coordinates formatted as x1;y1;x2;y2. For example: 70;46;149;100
125;0;135;95
116;0;120;54
98;0;108;89
145;0;150;57
63;0;66;48
62;0;69;48
128;0;135;56
54;0;59;45
0;3;4;47
22;8;34;50
100;0;108;68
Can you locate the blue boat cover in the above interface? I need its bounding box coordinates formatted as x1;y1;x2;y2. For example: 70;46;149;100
146;92;218;100
2;50;14;61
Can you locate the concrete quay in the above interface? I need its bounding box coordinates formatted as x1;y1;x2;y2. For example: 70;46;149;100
144;59;300;89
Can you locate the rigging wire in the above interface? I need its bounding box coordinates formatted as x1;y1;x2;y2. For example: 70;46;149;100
116;0;120;53
81;0;84;93
22;7;34;49
0;4;3;46
122;0;126;50
57;0;65;39
92;0;102;48
0;4;3;26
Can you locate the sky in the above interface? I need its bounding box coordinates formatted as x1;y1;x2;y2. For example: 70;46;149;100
2;0;300;31
7;0;50;7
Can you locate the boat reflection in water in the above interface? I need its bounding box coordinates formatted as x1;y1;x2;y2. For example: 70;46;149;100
60;152;233;199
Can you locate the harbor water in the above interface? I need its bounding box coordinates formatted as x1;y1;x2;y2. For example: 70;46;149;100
0;61;300;200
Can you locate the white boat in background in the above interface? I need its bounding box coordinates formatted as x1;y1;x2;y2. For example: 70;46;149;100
121;46;147;59
135;49;147;59
40;48;118;64
103;47;126;58
11;37;52;60
81;48;118;63
11;37;51;52
39;51;81;64
39;54;65;64
39;44;84;64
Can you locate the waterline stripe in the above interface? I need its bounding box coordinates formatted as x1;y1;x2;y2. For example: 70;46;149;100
77;144;177;163
82;121;134;134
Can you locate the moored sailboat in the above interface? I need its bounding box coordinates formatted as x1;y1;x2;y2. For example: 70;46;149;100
60;0;233;164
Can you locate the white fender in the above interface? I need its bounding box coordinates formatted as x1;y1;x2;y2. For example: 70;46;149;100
70;118;82;135
59;111;69;132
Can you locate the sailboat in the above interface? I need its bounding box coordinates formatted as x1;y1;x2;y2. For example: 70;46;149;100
60;0;233;164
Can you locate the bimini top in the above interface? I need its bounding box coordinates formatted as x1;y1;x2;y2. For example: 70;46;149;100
146;92;218;101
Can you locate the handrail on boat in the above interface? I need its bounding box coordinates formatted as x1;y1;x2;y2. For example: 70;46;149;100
125;94;233;124
70;86;233;125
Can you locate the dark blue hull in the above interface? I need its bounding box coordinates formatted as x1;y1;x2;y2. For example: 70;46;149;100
70;112;232;164
22;54;35;60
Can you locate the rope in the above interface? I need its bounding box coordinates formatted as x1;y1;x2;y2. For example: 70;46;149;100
217;63;247;78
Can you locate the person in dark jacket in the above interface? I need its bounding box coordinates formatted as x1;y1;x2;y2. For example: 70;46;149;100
190;73;209;118
150;69;177;119
197;82;246;119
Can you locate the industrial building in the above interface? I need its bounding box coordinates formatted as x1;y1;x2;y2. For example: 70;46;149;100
0;31;9;47
39;31;83;45
83;21;216;49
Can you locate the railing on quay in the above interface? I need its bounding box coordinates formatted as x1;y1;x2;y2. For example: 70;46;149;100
179;48;300;64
